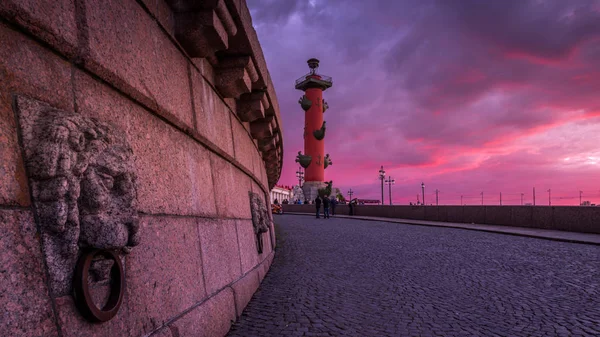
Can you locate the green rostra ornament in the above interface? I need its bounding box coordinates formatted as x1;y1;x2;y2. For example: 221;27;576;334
313;121;326;140
298;95;312;111
295;151;312;169
324;154;332;169
318;180;333;197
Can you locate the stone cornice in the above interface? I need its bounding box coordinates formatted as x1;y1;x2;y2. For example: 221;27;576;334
167;0;283;189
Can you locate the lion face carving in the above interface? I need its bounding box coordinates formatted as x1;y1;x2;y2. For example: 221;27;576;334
16;96;139;295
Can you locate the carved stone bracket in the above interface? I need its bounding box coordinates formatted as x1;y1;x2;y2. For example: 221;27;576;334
214;56;258;98
168;0;283;189
170;0;237;60
250;119;273;140
14;96;139;322
237;91;267;122
313;121;326;140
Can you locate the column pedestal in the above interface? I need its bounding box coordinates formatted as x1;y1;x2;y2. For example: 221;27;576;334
302;181;327;202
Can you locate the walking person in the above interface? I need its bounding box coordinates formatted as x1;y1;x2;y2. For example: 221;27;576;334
349;198;355;216
315;196;322;218
323;196;330;219
330;197;337;216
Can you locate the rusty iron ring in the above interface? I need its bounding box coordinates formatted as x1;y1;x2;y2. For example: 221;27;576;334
73;249;124;322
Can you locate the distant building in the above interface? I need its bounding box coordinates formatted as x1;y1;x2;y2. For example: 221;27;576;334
581;201;591;206
270;185;293;204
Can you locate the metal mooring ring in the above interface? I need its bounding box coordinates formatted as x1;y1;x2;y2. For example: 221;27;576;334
73;249;124;322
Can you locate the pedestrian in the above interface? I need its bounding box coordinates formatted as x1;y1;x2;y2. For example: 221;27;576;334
330;197;337;216
315;196;322;218
349;198;357;216
323;196;330;219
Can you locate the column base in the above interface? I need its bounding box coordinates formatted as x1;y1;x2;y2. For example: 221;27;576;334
302;181;326;202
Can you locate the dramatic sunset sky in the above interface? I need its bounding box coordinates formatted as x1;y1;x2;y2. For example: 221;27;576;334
248;0;600;205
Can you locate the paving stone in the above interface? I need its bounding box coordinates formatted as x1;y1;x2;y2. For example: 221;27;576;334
227;215;600;337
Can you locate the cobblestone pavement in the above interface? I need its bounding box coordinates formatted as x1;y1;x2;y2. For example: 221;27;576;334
227;215;600;337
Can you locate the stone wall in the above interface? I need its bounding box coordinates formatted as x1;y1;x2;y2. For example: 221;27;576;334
0;1;281;336
282;205;600;234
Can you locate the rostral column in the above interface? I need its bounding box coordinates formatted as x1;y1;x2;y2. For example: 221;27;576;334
295;58;333;201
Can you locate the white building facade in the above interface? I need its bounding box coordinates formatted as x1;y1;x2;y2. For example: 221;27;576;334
270;185;293;204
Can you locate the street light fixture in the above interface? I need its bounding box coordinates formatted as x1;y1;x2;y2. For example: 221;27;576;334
347;188;354;201
421;182;425;206
295;167;304;187
385;176;395;205
378;166;386;205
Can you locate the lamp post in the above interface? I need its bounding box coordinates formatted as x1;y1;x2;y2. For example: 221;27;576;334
521;193;524;205
461;195;463;206
548;189;551;206
295;167;304;187
347;188;354;201
421;182;425;206
580;190;583;206
481;191;484;205
385;176;395;205
378;166;386;205
435;189;439;206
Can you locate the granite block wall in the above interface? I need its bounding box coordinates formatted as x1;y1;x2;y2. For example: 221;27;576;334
282;205;600;234
0;1;281;336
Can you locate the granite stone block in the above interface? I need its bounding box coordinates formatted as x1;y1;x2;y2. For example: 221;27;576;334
232;118;256;174
74;71;217;217
191;68;235;157
126;216;207;325
231;269;260;317
83;0;194;129
56;216;206;337
423;206;439;221
0;210;58;337
462;206;485;224
236;220;262;274
0;22;74;206
198;219;243;295
445;206;464;223
484;206;512;226
151;327;173;337
553;206;600;233
210;154;252;219
171;288;236;337
511;206;534;228
532;206;554;230
0;0;77;58
141;0;175;37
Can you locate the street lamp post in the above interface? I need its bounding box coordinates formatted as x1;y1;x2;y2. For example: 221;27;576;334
421;182;425;206
548;189;551;206
385;176;395;205
461;195;463;205
580;190;583;206
378;166;386;205
481;191;484;205
520;193;524;205
295;167;304;187
435;189;439;206
347;188;354;201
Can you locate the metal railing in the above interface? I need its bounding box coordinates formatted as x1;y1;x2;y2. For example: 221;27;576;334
295;73;333;86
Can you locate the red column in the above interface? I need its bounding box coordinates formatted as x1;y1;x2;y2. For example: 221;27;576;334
304;77;324;182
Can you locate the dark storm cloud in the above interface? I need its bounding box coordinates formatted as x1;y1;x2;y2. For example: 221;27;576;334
248;0;600;202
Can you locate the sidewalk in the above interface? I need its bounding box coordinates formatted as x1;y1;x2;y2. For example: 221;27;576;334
283;212;600;246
